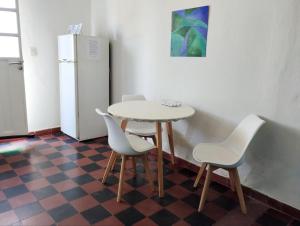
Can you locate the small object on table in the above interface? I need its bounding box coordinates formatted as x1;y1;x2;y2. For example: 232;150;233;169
161;99;182;107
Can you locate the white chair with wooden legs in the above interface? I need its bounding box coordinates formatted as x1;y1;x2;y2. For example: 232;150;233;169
122;95;157;143
120;95;157;175
122;94;176;165
193;115;265;214
95;109;155;203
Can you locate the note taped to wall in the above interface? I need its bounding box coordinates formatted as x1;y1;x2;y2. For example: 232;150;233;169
88;39;100;60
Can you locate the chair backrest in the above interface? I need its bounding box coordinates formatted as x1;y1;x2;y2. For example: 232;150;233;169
95;109;137;155
122;94;146;102
223;114;265;160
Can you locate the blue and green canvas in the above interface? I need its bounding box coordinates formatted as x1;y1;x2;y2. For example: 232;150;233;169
171;6;209;57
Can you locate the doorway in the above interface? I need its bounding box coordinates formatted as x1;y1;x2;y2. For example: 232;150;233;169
0;0;28;137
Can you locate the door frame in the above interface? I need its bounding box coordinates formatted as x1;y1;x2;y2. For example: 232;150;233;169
0;0;29;138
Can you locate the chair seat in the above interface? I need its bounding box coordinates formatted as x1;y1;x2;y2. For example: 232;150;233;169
126;134;155;154
126;121;156;136
193;143;240;168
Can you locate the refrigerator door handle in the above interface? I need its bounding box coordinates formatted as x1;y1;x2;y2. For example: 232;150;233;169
59;60;77;63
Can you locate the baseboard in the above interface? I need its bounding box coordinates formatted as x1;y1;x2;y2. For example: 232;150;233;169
0;128;60;142
29;127;61;136
160;152;300;220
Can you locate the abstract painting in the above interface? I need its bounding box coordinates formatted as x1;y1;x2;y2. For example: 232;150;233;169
171;6;209;57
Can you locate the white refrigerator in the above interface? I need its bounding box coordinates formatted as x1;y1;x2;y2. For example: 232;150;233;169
58;34;109;141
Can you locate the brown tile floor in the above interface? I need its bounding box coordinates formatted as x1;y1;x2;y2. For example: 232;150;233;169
0;133;299;226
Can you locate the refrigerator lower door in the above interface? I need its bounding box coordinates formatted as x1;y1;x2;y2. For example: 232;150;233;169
59;62;78;139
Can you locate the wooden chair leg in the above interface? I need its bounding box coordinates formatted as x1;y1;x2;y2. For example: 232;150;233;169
132;157;136;176
117;155;127;202
193;163;207;188
198;164;213;212
102;151;117;183
151;135;157;146
228;170;235;192
142;154;155;191
111;153;119;172
232;168;247;214
120;120;128;131
166;121;175;165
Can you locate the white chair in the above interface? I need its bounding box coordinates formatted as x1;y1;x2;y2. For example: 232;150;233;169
95;109;155;202
122;95;157;144
193;114;265;214
122;94;176;165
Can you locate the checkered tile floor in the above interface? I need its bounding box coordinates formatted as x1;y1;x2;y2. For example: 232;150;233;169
0;133;299;226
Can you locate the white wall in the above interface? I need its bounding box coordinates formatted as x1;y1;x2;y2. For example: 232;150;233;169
91;0;300;209
19;0;91;131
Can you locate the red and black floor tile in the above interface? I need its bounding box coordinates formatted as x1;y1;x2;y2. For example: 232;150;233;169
0;133;299;225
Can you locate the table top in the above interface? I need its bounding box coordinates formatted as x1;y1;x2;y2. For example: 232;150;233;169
107;101;195;122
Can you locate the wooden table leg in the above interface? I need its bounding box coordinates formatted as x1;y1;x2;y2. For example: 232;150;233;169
156;122;164;198
166;121;175;165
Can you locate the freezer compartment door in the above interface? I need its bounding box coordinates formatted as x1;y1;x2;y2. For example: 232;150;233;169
58;34;76;61
59;62;78;139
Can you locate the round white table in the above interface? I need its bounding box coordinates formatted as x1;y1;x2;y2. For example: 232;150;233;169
108;101;195;197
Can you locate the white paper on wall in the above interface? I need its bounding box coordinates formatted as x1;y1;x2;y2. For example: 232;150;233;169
88;39;100;60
